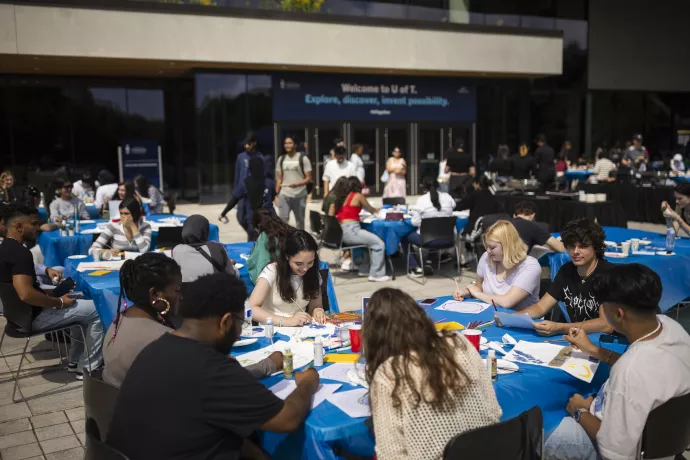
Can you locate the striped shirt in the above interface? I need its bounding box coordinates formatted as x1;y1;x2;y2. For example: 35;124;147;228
146;186;165;214
90;222;152;253
594;158;616;181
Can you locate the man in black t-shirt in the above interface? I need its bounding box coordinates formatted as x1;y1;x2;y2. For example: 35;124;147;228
500;218;614;337
446;138;475;200
107;272;320;460
511;201;565;253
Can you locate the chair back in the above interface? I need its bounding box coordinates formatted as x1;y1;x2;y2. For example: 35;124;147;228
382;197;405;206
85;418;130;460
443;405;543;460
310;210;323;236
156;226;183;249
641;392;690;459
320;216;344;249
83;369;120;441
480;213;511;233
419;217;457;246
0;282;34;332
319;268;331;311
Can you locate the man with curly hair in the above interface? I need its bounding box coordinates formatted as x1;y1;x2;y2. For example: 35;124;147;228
504;218;615;336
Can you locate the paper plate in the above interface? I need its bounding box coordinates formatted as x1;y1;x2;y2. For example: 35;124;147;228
638;240;652;246
656;251;676;256
233;338;258;347
234;263;245;270
482;358;520;374
67;255;88;259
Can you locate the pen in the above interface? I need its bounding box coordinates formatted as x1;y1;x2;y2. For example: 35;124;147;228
491;300;498;312
435;318;446;324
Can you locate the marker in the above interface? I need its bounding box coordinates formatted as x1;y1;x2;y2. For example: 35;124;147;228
491;300;498;312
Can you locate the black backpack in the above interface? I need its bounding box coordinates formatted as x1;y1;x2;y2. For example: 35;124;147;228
279;153;314;195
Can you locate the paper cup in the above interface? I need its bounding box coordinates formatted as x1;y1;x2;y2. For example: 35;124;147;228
349;325;362;353
631;238;640;252
621;242;631;256
92;249;102;262
102;251;113;261
462;329;482;352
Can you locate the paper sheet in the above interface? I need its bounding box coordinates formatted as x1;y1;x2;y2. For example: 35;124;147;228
268;381;342;409
76;261;125;272
435;300;491;314
79;228;102;235
326;389;371;418
503;340;599;383
318;363;357;384
495;312;534;329
235;341;314;369
241;326;276;339
78;220;96;224
275;323;336;339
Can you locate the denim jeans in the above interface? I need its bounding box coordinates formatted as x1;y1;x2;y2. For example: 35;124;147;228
277;194;306;230
543;417;600;460
340;222;386;278
32;300;104;373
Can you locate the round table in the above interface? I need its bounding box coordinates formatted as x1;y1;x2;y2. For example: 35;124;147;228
548;227;690;312
244;295;613;459
673;175;689;183
361;217;469;256
39;215;219;267
565;169;594;184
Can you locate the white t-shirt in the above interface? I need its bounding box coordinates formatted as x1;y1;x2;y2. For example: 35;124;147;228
95;183;118;209
593;315;690;460
350;154;365;182
438;160;450;181
322;160;357;191
475;253;541;311
258;263;322;317
410;191;456;231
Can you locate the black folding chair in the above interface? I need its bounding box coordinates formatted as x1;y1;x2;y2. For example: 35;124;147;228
0;283;90;402
310;210;323;239
85;417;130;460
156;226;183;249
640;392;690;459
83;369;120;441
382;197;405;206
407;217;460;285
318;216;370;284
443;406;543;460
319;268;332;312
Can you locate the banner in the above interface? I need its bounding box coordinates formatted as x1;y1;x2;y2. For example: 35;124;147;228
118;140;163;190
273;73;476;122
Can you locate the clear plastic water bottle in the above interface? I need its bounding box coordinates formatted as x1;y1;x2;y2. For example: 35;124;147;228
666;227;676;253
265;318;274;344
241;300;253;337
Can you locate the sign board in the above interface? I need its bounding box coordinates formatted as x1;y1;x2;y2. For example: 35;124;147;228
118;140;163;191
273;73;476;122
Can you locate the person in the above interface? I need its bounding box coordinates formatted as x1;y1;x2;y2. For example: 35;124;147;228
90;197;153;255
445;138;475;200
350;143;366;188
554;151;568;190
511;201;565;252
111;181;137;202
134;174;165;214
0;203;103;378
0;170;16;203
329;177;389;282
364;288;501;460
20;186;57;233
247;209;292;285
382;146;407;198
561;140;577;167
220;156;276;241
511;218;614;336
489;144;512;177
71;171;95;200
437;156;451;193
321;176;348;215
48;178;89;223
543;264;690;460
593;150;616;182
233;133;266;234
95;169;118;212
454;220;541;310
622;134;648;171
329;137;345;161
511;142;535;180
248;229;326;326
275;135;312;230
322;146;356;197
107;272;320;460
671;153;686;175
534;134;555;191
456;175;500;237
173;215;238;282
662;182;690;237
404;177;456;276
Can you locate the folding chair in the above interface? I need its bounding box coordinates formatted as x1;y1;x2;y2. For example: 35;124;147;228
83;369;120;441
318;216;369;284
639;392;690;459
156;226;183;249
309;210;323;240
85;417;130;460
407;217;460;285
382;197;405;206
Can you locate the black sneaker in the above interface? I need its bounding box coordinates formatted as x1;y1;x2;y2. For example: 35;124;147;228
423;265;434;276
67;362;78;373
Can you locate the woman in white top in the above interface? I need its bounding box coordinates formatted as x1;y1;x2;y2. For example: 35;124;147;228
364;288;501;460
350;143;366;187
404;177;456;276
382;146;407;198
454;220;541;310
249;230;326;326
593;150;616;182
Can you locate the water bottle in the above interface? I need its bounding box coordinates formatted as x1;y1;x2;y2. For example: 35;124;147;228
241;300;253;337
265;318;274;343
665;227;676;254
313;335;324;367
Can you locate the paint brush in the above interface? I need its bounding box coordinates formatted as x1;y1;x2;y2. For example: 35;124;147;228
435;318;447;324
454;278;460;292
491;299;498;312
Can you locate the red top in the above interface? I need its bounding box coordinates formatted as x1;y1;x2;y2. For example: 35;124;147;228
336;192;361;222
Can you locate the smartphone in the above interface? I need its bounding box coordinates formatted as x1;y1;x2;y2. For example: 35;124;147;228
418;298;438;307
52;277;76;298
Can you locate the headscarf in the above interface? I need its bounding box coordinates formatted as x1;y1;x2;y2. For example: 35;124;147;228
181;215;210;245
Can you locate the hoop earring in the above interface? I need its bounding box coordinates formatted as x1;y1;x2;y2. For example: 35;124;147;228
153;297;171;316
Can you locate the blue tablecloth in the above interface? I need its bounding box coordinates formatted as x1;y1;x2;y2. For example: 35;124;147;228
38;203;153;222
548;227;690;312
361;217;469;256
674;175;690;183
565;170;594;183
39;215;219;267
245;295;611;459
63;243;339;332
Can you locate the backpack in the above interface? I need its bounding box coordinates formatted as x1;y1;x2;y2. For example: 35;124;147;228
279;153;314;195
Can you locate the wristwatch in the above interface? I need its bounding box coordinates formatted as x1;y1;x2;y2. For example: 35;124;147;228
573;408;589;423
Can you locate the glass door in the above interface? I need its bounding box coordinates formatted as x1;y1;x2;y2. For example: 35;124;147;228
351;127;378;193
383;126;411;196
313;125;344;196
418;127;444;187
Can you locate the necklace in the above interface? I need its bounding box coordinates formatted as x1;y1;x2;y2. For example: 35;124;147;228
632;320;661;345
579;259;598;284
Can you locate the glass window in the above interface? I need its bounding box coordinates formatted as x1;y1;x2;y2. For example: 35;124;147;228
248;75;274;164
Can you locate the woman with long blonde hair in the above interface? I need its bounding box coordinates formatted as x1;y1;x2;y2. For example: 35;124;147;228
454;220;541;310
364;288;501;460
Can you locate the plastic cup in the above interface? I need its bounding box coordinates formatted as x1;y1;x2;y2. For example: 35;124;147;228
102;251;112;261
92;249;102;262
462;329;482;352
621;241;631;256
349;325;362;353
631;238;640;252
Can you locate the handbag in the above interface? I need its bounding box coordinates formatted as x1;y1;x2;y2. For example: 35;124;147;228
380;170;389;183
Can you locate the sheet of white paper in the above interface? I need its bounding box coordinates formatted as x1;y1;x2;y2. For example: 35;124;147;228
503;340;599;383
79;228;102;235
327;389;371;418
268;381;342;409
318;363;357;384
435;300;491;314
78;220;96;224
275;324;336;339
76;261;125;272
241;325;276;339
560;351;600;384
632;250;656;256
502;333;517;345
235;341;314;370
496;312;534;329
